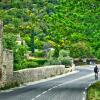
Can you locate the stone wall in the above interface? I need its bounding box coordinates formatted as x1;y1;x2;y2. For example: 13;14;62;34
0;21;13;87
3;49;13;83
0;21;3;86
13;65;75;84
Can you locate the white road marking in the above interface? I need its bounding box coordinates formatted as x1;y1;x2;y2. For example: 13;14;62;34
31;73;94;100
82;97;85;100
48;88;52;91
36;94;42;98
41;91;47;94
83;91;86;95
88;83;91;87
85;87;87;90
82;91;86;100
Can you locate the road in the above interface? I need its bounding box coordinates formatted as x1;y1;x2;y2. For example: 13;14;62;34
0;65;99;100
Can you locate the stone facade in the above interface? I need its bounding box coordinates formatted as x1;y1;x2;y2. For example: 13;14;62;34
0;21;13;87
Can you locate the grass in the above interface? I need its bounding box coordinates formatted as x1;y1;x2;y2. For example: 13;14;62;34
87;81;100;100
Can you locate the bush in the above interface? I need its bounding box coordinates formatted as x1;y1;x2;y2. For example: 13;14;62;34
87;81;100;100
60;58;71;67
29;59;47;65
53;46;59;58
23;61;39;68
14;45;28;68
59;49;70;57
47;50;55;58
45;49;72;66
58;49;72;67
14;60;39;70
14;58;47;70
44;58;61;65
34;51;45;57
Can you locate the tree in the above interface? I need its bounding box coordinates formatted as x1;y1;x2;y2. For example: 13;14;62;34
3;33;16;50
70;42;93;58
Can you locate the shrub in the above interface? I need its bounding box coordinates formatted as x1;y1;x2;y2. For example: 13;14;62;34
23;61;39;68
14;58;48;70
87;81;100;100
45;49;72;66
44;58;61;65
58;49;72;67
60;57;72;67
14;45;28;68
14;60;39;70
34;51;45;57
47;50;55;58
59;49;70;57
53;46;59;58
29;59;47;65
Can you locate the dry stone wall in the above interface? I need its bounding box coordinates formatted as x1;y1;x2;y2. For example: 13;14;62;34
13;65;75;84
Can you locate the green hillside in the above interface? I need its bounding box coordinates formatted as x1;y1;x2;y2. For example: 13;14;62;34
0;0;100;69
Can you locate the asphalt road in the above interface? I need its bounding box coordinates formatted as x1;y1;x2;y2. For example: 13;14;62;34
0;65;99;100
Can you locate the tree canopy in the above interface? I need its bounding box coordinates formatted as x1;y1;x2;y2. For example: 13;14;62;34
0;0;100;58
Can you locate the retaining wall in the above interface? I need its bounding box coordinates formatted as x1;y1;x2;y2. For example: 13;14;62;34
13;65;75;84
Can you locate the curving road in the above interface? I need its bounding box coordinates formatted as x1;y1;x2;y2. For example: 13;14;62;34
0;65;99;100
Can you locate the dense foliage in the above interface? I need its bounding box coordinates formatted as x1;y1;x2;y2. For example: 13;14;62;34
44;49;72;66
87;81;100;100
0;0;100;69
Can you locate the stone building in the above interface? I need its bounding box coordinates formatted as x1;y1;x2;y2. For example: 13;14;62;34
0;21;13;87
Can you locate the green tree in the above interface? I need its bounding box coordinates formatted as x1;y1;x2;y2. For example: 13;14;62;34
70;42;93;58
3;33;16;50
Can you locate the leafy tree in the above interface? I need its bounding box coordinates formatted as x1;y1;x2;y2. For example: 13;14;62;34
95;48;100;59
14;45;28;70
70;42;93;58
3;33;16;50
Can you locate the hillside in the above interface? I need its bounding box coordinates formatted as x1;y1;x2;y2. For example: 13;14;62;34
0;0;100;59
